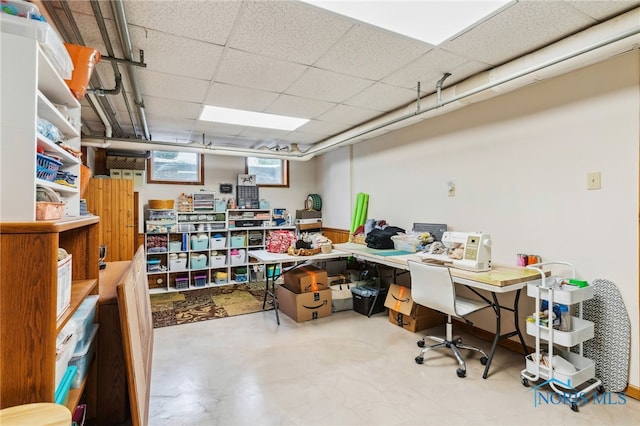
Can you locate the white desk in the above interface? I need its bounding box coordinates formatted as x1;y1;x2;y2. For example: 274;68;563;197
248;249;344;325
333;242;545;378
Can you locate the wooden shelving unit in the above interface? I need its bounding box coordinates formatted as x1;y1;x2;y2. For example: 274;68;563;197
0;216;99;410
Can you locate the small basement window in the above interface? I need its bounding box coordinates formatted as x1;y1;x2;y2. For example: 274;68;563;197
147;151;204;185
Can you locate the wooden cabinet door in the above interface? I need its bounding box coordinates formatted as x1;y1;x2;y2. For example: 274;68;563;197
85;178;135;261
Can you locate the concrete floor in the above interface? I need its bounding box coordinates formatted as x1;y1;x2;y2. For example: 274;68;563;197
149;309;639;425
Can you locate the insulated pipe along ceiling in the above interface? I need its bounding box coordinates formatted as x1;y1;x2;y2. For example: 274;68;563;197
81;8;640;160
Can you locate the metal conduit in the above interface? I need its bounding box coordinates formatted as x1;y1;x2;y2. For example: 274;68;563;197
112;0;151;140
82;10;640;161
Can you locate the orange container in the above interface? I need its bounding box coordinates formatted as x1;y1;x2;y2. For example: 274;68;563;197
64;43;101;100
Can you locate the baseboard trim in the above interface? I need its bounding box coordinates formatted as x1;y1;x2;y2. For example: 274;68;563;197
451;318;532;354
624;384;640;400
452;318;640;401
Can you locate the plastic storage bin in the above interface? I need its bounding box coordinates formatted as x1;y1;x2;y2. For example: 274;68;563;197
174;277;189;290
194;275;207;287
168;241;182;251
69;324;98;388
229;249;245;265
191;235;209;250
57;254;72;319
210;236;226;249
54;365;77;405
209;254;226;268
0;11;73;79
169;257;187;271
234;273;248;282
351;286;388;316
55;330;77;392
68;294;98;351
147;258;162;272
190;254;207;269
230;235;245;247
214;271;228;284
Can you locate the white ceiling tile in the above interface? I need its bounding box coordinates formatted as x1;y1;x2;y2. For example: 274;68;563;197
314;24;431;80
344;83;418;112
317;104;383;125
192;121;243;137
238;127;291;139
137;70;209;103
443;1;596;65
265;95;336;119
215;49;309;93
143;96;202;120
296;119;352;136
203;83;279;112
229;1;352;65
122;0;241;45
382;48;472;90
286;67;373;103
128;25;223;80
566;0;640;21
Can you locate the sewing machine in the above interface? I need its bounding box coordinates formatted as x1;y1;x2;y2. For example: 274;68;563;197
418;231;492;272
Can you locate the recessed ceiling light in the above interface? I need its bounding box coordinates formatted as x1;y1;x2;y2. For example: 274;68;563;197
301;0;511;45
199;105;309;131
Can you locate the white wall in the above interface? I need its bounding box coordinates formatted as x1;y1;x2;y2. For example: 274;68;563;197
141;154;318;216
318;51;639;388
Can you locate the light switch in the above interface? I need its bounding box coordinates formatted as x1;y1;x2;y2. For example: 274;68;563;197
587;172;601;190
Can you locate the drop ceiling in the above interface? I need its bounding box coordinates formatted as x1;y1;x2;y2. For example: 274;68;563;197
42;0;640;155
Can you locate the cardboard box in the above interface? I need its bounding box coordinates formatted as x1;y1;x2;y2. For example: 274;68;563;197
283;265;328;294
277;285;332;322
384;283;444;332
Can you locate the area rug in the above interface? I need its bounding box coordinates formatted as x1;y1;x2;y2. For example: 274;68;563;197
150;282;268;328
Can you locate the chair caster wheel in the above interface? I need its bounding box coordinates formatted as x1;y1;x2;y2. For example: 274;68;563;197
480;356;488;366
456;368;466;378
597;385;605;394
521;377;529;387
417;340;425;348
415;356;424;364
570;402;579;412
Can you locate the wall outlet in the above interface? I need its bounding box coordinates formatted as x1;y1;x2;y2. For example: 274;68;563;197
587;172;601;190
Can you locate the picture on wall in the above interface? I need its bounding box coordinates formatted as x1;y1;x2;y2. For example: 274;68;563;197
238;174;256;186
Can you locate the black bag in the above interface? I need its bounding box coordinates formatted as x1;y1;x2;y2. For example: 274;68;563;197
365;226;405;249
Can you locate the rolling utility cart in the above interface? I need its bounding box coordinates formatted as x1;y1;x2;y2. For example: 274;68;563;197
520;261;603;412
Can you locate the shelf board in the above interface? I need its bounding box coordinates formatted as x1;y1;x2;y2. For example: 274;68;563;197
37;178;78;194
37;134;81;166
57;279;98;332
37;91;80;138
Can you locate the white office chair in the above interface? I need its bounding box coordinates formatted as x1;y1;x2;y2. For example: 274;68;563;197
408;260;490;378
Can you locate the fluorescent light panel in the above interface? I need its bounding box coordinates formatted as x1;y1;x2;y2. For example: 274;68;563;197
302;1;511;45
199;105;309;131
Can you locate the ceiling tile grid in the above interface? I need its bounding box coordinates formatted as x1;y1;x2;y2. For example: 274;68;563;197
40;0;639;152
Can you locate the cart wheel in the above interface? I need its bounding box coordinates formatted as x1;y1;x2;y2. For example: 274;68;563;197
417;340;425;348
456;368;466;378
415;356;424;364
570;402;578;412
521;377;530;387
597;385;605;394
480;356;488;366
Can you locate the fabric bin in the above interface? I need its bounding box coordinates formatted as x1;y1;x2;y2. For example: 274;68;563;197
229;249;245;265
168;241;182;251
